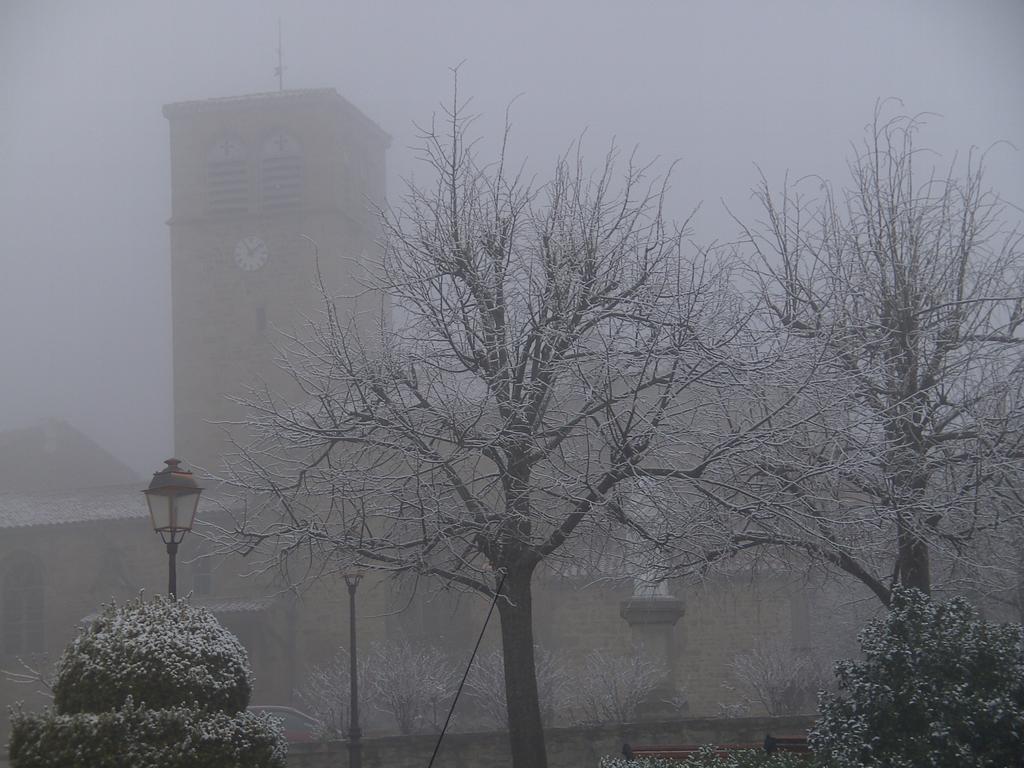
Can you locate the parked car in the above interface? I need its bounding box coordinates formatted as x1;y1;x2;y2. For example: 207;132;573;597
248;705;322;743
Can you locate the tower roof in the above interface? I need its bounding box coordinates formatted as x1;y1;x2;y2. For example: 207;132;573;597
162;88;390;147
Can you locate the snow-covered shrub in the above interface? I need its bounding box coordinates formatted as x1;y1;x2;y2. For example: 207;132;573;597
9;595;285;768
294;646;373;738
463;646;571;728
365;639;457;734
53;595;252;714
294;647;351;739
294;640;457;736
569;649;667;725
9;698;285;768
715;701;751;718
725;642;828;716
811;586;1024;768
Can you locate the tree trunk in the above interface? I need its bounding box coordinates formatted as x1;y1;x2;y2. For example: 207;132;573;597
496;565;547;768
897;527;931;595
891;437;932;596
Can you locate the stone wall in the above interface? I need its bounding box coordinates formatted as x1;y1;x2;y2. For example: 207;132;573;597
287;715;815;768
531;570;835;716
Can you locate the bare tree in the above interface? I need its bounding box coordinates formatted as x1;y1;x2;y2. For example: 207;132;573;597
2;657;54;698
734;104;1024;605
217;86;801;768
969;471;1024;621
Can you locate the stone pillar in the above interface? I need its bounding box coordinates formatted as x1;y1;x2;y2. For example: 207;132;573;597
620;594;685;719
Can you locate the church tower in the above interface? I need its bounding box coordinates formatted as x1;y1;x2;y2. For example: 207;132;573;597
163;90;389;474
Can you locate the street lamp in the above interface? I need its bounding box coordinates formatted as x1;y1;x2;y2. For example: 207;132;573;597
143;458;203;598
343;571;364;768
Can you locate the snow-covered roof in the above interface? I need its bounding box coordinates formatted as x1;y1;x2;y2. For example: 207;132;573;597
0;484;147;529
79;596;276;625
197;596;277;614
0;480;241;529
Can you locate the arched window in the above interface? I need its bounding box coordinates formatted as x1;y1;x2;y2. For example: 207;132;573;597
260;131;302;213
2;552;44;656
206;136;249;216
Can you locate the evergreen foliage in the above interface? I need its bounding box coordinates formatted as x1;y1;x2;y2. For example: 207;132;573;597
811;587;1024;767
9;698;284;768
9;595;285;768
53;595;252;714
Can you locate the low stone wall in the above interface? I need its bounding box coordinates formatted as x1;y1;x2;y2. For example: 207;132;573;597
287;715;815;768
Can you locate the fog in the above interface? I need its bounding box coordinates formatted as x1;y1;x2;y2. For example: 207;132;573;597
2;0;1022;475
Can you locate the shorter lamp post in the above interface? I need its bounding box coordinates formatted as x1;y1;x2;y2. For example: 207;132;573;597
343;571;364;768
143;458;203;598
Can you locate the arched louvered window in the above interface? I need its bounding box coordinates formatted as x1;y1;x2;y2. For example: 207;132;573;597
2;552;44;656
260;131;302;213
206;136;249;216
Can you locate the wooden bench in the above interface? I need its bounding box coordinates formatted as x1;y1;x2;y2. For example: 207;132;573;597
763;734;810;754
622;734;809;761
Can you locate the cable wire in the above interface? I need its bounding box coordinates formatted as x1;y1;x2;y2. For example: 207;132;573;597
425;569;507;768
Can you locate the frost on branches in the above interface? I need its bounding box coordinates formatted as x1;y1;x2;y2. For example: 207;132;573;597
570;649;667;726
739;107;1024;605
9;595;285;768
294;646;357;739
295;640;455;736
216;83;814;768
811;587;1024;768
364;640;456;735
724;642;829;716
464;646;571;729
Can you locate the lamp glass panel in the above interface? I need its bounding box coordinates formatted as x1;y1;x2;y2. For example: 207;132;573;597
146;492;172;531
174;490;201;532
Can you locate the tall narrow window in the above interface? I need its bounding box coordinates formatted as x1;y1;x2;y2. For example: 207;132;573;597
260;131;302;213
192;554;213;598
2;553;44;656
790;590;812;654
206;136;249;216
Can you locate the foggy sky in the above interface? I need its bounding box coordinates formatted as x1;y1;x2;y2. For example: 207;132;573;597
2;0;1022;476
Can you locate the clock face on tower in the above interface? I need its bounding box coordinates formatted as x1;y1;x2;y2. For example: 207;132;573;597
234;235;269;271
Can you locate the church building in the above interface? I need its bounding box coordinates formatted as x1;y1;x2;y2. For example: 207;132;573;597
0;88;831;747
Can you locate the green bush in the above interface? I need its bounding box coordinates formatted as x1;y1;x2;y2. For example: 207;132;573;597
52;595;252;714
811;587;1024;768
9;698;285;768
10;595;285;768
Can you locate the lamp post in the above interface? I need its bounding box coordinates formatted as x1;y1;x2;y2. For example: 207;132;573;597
143;458;203;598
343;571;363;768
